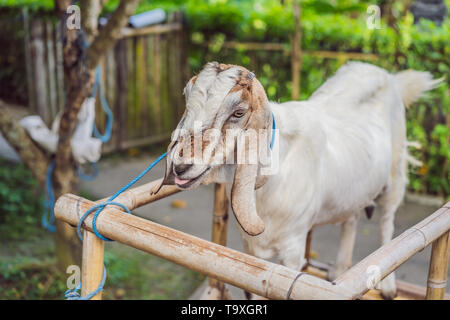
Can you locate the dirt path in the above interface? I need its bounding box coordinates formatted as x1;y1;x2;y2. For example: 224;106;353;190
80;154;448;298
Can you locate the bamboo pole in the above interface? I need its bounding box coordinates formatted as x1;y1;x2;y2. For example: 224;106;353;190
55;21;65;114
106;48;117;150
291;0;302;100
138;36;149;137
335;203;450;299
127;37;136;139
160;36;171;132
97;178;180;210
153;34;162;134
306;50;378;61
114;39;128;150
55;194;349;300
200;41;379;61
22;8;35;113
211;184;229;247
201;183;232;300
45;21;57;121
81;230;105;300
426;230;450;299
55;193;450;300
30;19;49;125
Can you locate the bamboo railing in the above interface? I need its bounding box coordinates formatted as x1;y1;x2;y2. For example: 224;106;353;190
54;178;450;300
55;193;349;300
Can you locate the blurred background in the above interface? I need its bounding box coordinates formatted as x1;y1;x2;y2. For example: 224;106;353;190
0;0;448;299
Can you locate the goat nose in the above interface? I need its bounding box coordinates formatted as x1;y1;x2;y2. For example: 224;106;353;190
174;164;192;176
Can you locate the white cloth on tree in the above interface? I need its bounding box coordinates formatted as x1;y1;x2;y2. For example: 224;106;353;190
19;98;102;164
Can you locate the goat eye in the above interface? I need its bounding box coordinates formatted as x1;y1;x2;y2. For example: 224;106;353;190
232;110;246;118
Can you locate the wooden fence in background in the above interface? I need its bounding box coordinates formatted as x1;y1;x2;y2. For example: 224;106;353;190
22;11;188;153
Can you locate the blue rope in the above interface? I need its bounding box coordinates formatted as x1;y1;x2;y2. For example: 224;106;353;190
91;66;113;143
270;112;276;150
76;201;131;241
76;162;99;181
42;160;99;232
65;265;107;300
41;161;56;232
64;152;166;300
78;152;167;242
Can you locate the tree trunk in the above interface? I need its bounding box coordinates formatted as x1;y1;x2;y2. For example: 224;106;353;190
291;0;302;100
0;0;141;273
0;103;50;185
51;0;142;271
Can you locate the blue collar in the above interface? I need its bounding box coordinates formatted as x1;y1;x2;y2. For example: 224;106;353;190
270;112;276;150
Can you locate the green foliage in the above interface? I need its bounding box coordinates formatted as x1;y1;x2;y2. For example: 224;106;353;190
0;160;203;300
0;159;43;240
0;0;53;11
103;247;204;299
0;245;204;299
0;258;68;299
0;0;447;195
185;3;449;196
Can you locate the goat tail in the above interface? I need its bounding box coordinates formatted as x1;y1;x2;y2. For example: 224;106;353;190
394;70;443;108
405;140;423;167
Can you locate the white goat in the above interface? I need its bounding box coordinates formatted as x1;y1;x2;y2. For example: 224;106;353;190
154;61;440;299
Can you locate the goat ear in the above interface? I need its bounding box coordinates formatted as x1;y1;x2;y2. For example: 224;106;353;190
151;140;177;194
231;163;265;236
229;76;269;235
255;175;268;189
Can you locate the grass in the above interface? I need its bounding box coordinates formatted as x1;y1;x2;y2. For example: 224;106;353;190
1;237;204;299
0;158;204;300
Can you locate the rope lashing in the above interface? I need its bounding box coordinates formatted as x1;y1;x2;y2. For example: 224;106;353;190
42;160;100;232
76;201;131;241
42;160;98;232
270;112;276;150
64;152;166;300
76;152;167;241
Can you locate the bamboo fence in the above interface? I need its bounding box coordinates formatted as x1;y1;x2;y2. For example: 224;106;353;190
54;178;450;300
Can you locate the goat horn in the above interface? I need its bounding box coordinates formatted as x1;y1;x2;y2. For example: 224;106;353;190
231;163;265;236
